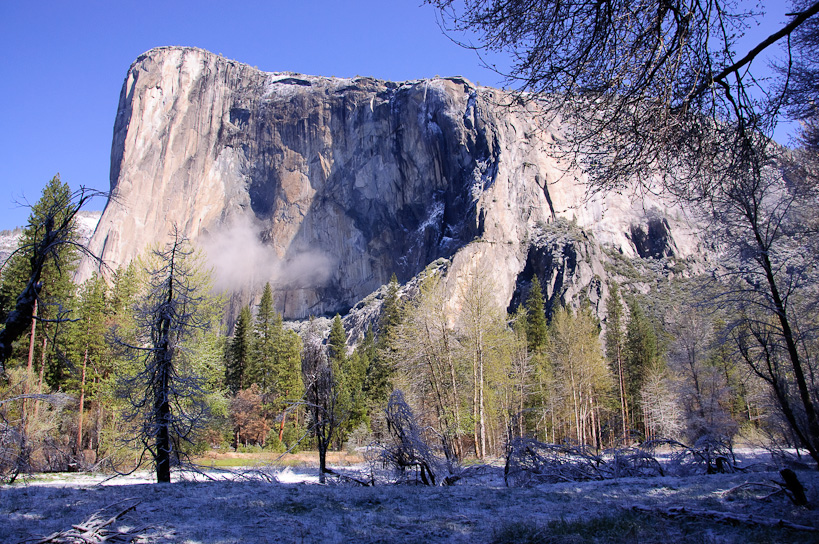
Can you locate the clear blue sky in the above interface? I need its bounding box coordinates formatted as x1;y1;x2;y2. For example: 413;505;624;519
0;0;505;231
0;0;796;231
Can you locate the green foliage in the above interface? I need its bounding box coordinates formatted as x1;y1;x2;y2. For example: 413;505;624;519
525;275;548;353
545;304;612;446
0;175;81;382
329;315;368;444
248;283;277;393
364;275;402;412
0;175;79;322
246;283;303;402
120;232;217;482
328;314;347;366
379;273;402;336
604;283;624;364
624;299;665;434
226;306;252;395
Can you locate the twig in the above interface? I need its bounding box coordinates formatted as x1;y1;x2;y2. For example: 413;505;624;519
716;481;782;497
323;466;373;486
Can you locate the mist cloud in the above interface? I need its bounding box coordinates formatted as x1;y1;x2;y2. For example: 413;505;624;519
198;216;335;293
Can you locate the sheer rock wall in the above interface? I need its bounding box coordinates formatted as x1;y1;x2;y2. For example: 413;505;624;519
79;46;704;320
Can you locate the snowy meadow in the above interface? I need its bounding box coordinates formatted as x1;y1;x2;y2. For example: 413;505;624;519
2;450;818;544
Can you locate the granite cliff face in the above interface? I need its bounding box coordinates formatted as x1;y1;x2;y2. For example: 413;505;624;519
80;46;705;320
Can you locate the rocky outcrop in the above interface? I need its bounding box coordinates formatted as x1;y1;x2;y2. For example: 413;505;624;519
79;46;705;320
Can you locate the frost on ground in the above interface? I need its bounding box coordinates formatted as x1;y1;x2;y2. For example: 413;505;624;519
2;460;818;544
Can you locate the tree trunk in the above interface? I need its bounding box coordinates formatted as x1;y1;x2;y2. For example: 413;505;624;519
478;340;486;459
472;352;480;458
76;345;88;456
155;314;173;483
33;335;47;421
23;301;37;429
318;429;327;484
617;348;629;438
278;410;287;442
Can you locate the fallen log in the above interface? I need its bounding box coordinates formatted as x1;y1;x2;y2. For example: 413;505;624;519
630;504;818;533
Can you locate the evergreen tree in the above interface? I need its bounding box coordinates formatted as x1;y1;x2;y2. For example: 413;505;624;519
92;262;140;460
328;314;347;367
226;306;252;395
378;273;402;338
364;275;401;410
109;262;140;317
624;300;662;436
271;326;303;443
0;175;81;378
525;276;548;353
245;283;303;443
67;273;108;453
525;276;553;440
249;283;277;394
328;314;367;443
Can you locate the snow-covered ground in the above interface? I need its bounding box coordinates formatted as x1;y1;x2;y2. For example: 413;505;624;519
2;457;817;543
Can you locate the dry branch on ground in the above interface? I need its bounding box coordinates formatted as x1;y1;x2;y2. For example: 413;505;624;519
630;504;818;533
18;499;151;544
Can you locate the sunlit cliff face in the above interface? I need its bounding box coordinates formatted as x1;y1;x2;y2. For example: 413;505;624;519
79;46;705;320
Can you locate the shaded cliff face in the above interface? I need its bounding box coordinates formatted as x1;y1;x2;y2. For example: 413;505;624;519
80;46;704;319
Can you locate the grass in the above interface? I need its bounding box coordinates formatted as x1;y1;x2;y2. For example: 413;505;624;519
490;510;819;544
192;450;366;468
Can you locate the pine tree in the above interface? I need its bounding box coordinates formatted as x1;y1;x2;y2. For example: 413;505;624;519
328;314;347;367
624;300;662;437
245;283;303;443
378;274;402;338
271;326;303;443
525;276;548;353
91;262;140;460
508;304;535;439
525;276;553;440
68;273;108;454
226;306;253;395
328;314;367;443
0;175;81;378
365;275;401;411
249;283;277;394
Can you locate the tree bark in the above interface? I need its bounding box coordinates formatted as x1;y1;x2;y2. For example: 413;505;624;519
76;345;88;456
22;300;37;430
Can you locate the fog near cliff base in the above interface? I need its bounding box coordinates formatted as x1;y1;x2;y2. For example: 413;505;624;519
198;217;335;294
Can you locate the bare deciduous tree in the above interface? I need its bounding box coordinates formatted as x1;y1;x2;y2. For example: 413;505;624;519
430;0;819;467
667;307;737;443
120;228;212;483
301;322;337;484
391;272;465;461
431;1;818;190
379;390;447;485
